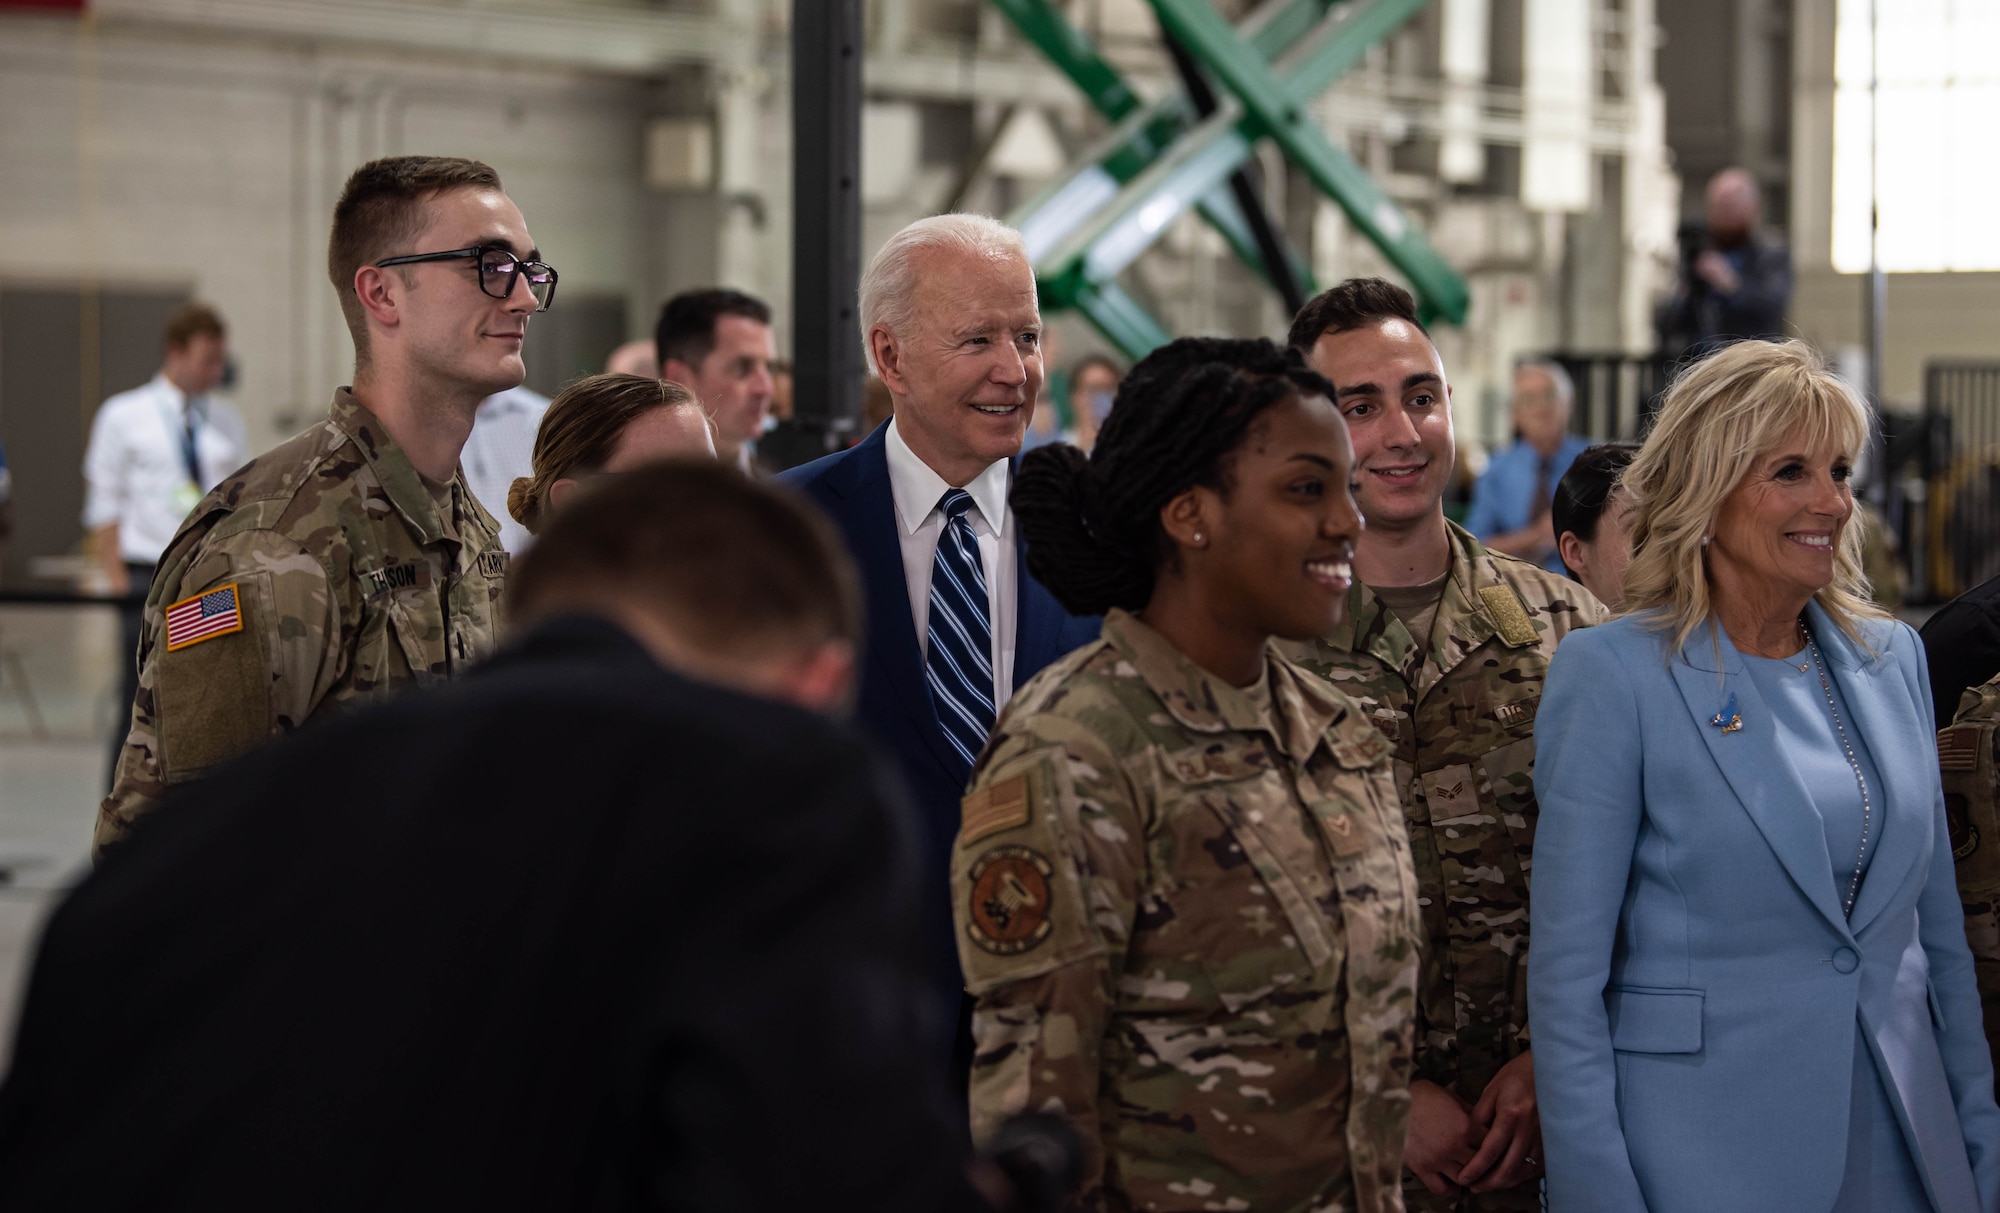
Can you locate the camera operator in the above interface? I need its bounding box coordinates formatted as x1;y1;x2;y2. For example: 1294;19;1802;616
1657;167;1792;357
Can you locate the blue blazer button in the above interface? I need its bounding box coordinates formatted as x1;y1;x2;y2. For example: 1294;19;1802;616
1833;947;1859;974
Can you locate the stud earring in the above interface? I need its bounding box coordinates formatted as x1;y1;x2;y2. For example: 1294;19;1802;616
1192;532;1206;546
1701;534;1711;547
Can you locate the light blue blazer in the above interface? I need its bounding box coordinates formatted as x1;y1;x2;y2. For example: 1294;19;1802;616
1529;603;2000;1213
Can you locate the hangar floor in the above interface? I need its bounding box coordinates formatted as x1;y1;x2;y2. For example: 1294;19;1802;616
0;604;119;1056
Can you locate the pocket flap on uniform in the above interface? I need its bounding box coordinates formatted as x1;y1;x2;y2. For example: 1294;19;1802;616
1606;987;1704;1054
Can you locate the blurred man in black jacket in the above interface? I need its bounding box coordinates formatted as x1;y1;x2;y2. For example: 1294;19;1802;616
1658;167;1793;357
0;463;1048;1212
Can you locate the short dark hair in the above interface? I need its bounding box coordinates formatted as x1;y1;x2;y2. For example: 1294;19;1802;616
1067;353;1123;388
1287;277;1427;351
328;156;504;365
1013;337;1335;615
1552;440;1641;565
163;302;225;350
654;289;773;373
507;461;860;659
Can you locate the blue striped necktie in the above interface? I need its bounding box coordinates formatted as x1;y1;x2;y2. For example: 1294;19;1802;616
926;488;995;773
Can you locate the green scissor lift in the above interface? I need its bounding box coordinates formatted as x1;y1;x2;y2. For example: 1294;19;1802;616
991;0;1470;360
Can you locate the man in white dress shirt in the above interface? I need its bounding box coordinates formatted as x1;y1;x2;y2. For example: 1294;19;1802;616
779;214;1100;1082
82;301;247;784
461;384;551;555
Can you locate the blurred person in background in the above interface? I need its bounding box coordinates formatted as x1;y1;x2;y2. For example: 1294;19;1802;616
1531;338;1999;1213
1062;353;1120;452
1463;359;1591;574
82;302;247;790
0;463;1075;1213
603;337;658;378
768;357;794;423
781;213;1101;1085
461;383;550;555
97;155;542;852
1288;279;1608;1213
963;337;1420;1211
1657;167;1793;357
1551;440;1641;611
656;288;776;474
505;373;714;538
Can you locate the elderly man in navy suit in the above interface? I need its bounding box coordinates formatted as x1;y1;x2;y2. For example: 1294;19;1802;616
782;214;1100;1080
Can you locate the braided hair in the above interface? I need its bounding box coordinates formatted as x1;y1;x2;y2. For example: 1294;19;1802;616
1013;336;1336;616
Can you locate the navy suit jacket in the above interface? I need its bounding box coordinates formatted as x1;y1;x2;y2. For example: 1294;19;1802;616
1530;604;2000;1213
780;425;1101;1027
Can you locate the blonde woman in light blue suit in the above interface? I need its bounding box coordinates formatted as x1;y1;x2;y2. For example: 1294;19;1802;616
1529;340;2000;1213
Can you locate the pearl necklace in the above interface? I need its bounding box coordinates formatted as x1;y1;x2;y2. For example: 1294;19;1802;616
1801;619;1871;918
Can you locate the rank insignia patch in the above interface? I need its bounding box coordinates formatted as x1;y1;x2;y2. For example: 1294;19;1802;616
966;845;1055;955
165;583;244;652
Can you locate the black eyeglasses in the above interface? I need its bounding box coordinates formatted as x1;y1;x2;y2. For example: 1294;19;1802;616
373;245;558;311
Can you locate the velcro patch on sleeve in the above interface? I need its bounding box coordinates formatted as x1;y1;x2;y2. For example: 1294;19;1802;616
164;583;244;652
1479;585;1539;648
1941;725;1984;773
960;773;1031;847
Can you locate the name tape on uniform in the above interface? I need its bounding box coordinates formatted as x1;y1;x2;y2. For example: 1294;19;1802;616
165;583;245;652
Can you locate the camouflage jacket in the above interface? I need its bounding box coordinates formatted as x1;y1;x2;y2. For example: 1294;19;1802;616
955;609;1422;1213
1941;677;2000;1089
98;388;508;851
1280;522;1604;1211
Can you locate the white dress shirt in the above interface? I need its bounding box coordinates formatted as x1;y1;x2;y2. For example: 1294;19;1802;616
82;373;248;564
461;385;552;556
884;417;1019;710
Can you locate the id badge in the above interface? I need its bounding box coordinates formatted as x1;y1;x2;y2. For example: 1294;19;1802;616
171;480;202;516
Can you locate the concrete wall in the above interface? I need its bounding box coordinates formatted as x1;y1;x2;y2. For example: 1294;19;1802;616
0;13;660;450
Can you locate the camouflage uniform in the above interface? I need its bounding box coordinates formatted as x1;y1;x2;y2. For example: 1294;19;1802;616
1939;676;2000;1092
1280;522;1605;1213
98;388;508;851
955;609;1422;1213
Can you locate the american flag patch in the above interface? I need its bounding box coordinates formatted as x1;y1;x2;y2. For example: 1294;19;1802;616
165;583;245;652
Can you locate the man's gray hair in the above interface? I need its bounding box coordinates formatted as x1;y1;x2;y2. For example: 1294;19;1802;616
858;213;1030;375
1515;357;1575;408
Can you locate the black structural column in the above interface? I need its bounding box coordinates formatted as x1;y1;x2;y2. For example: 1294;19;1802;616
785;0;865;465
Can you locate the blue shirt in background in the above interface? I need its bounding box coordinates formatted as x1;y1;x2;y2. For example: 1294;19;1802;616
1462;433;1593;574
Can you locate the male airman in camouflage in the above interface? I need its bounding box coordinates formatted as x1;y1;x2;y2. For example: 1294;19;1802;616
98;155;547;850
955;609;1423;1212
1284;280;1607;1212
1939;676;2000;1087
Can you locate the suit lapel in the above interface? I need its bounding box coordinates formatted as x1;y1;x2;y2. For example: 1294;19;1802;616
1013;541;1062;689
831;429;962;781
1669;628;1854;938
1814;608;1929;934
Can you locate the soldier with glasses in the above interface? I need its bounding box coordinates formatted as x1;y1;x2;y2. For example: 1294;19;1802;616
99;155;556;851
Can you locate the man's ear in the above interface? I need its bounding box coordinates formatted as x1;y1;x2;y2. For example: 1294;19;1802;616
352;265;403;333
775;640;857;715
869;326;909;397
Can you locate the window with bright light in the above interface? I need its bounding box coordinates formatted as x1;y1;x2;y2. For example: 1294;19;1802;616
1832;0;2000;272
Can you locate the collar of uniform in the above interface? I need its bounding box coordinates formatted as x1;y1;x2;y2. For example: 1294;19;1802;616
1100;608;1287;741
1424;520;1505;673
328;387;448;545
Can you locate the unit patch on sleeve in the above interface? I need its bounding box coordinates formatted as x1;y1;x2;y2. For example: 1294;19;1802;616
966;844;1055;955
164;584;245;652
